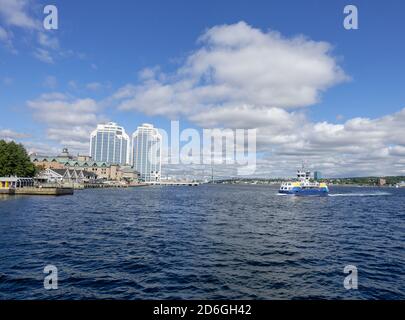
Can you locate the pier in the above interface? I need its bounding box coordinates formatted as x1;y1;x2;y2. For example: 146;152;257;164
0;186;73;196
0;177;74;196
14;187;74;196
0;188;14;195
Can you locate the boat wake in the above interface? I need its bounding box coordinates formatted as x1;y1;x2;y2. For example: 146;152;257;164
328;192;392;197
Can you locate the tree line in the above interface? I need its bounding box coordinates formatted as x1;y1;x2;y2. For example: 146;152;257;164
0;140;37;177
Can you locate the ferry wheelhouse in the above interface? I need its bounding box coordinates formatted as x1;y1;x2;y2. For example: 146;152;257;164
279;168;329;196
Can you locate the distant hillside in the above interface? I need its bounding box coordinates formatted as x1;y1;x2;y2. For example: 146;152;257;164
213;176;405;186
322;176;405;186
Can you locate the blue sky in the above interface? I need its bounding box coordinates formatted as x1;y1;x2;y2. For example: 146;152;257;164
1;0;405;177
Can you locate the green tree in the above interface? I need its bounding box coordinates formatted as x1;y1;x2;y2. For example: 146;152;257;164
0;140;37;177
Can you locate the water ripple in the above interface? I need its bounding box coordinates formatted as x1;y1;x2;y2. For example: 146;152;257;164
0;185;404;299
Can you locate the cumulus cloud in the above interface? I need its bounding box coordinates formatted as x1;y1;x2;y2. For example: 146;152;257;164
27;93;100;126
250;107;405;177
0;0;42;55
37;32;59;50
0;129;30;140
86;81;112;91
189;105;305;128
0;0;39;29
0;25;15;51
0;0;66;63
23;141;60;155
113;21;348;118
163;107;405;178
33;48;54;64
0;26;8;40
27;93;107;153
8;20;403;177
109;22;405;177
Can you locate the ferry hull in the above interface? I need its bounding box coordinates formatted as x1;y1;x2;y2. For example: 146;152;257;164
279;187;329;197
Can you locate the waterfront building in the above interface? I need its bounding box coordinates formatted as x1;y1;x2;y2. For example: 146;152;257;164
29;147;74;170
378;178;387;186
90;122;130;165
36;168;97;184
117;166;141;184
131;123;162;182
0;177;34;190
31;148;139;182
314;171;322;180
77;155;92;162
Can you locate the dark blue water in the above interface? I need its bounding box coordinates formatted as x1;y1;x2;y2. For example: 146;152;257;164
0;185;404;300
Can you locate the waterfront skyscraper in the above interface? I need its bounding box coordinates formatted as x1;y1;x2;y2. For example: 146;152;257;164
90;122;129;165
131;123;162;182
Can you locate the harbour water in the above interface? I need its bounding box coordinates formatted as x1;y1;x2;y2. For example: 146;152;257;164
0;185;404;299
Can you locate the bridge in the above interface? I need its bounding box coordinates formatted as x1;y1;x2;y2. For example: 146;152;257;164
148;181;200;186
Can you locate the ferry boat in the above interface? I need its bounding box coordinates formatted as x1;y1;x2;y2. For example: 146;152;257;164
279;167;329;196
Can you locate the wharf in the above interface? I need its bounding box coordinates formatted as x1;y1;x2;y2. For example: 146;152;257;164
14;187;74;196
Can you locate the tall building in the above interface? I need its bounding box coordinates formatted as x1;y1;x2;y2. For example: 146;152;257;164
90;122;129;165
314;171;322;180
131;123;162;182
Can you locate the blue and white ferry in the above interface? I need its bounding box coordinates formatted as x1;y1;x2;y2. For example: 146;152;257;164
279;167;329;196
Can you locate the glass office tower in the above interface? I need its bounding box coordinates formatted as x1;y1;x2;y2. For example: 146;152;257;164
131;123;162;182
90;122;129;165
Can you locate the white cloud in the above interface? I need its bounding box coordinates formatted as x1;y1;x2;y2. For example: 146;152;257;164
248;107;405;177
189;105;305;128
0;0;39;29
113;21;348;118
33;48;54;64
37;32;59;50
109;21;405;177
0;128;30;140
27;93;99;126
27;93;107;153
0;26;8;40
7;20;403;177
24;141;60;155
0;1;44;56
112;84;137;100
389;145;405;157
86;81;111;91
0;0;75;64
0;25;14;50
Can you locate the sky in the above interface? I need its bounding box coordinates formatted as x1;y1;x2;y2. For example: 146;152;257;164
1;0;405;178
